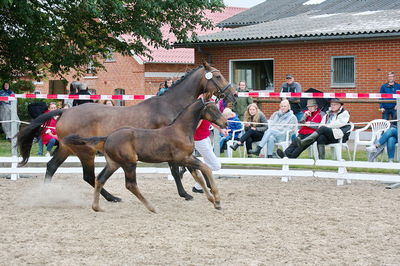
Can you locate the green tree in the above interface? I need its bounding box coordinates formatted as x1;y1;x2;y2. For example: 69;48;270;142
0;0;224;80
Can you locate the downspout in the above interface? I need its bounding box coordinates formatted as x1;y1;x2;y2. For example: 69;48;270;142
197;47;212;64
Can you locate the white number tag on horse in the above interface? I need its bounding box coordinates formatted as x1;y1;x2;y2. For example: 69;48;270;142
205;72;213;80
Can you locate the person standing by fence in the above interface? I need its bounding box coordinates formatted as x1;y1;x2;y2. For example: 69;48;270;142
233;81;253;121
0;82;18;141
379;72;400;120
281;74;302;121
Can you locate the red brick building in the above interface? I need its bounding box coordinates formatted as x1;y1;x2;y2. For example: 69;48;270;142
33;7;246;104
175;0;400;123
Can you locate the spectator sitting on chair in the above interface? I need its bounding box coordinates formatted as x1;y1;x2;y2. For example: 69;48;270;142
248;100;297;158
277;99;323;158
219;108;242;154
367;123;398;162
41;102;59;157
379;72;400;120
229;103;267;155
291;98;350;159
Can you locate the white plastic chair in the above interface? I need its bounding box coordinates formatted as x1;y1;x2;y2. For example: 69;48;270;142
313;123;354;160
258;130;293;157
276;130;294;151
352;119;390;161
226;123;246;157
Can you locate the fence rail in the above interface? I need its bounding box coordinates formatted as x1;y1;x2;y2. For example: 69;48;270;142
2;156;399;186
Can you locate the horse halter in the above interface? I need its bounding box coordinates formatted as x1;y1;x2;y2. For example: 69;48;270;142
204;69;235;103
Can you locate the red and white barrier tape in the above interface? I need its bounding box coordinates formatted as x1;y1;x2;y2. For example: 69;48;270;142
0;91;399;101
1;119;398;127
238;91;400;99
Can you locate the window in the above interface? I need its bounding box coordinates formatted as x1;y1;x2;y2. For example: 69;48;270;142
114;88;125;106
86;61;96;75
105;49;116;62
49;80;67;94
230;59;274;91
331;56;355;87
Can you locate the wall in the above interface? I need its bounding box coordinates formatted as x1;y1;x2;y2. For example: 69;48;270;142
33;55;196;105
194;38;400;123
144;63;195;95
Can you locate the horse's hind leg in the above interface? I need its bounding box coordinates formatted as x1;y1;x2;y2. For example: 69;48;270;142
185;156;221;210
78;150;121;202
168;162;193;201
44;146;70;183
122;162;156;213
92;164;118;212
188;168;216;206
187;166;211;189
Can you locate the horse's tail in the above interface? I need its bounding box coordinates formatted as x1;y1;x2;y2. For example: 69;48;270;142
17;109;64;167
63;134;107;147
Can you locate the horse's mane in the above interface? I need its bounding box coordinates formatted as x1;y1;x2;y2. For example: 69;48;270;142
163;65;204;94
168;99;203;126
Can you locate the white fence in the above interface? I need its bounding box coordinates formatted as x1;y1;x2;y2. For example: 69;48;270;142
2;156;400;186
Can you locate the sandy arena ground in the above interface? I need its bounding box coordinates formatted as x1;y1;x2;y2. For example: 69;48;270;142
1;173;400;265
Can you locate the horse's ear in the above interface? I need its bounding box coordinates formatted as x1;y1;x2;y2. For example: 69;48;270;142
202;60;211;71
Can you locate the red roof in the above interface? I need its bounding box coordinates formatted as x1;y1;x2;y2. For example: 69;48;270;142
131;7;247;64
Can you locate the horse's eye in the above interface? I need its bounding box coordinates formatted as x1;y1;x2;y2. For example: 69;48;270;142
216;75;221;79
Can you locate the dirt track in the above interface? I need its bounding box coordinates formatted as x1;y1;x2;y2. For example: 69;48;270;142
1;173;400;265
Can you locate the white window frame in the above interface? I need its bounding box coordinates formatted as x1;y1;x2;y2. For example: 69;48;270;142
229;58;275;91
85;60;98;79
331;56;356;88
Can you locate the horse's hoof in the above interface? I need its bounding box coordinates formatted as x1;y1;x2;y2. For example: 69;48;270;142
214;201;221;210
184;194;194;201
92;205;104;212
106;196;122;202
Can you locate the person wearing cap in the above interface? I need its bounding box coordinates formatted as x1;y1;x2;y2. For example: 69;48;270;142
281;74;302;121
379;72;400;120
291;98;350;159
276;99;323;158
233;80;253;121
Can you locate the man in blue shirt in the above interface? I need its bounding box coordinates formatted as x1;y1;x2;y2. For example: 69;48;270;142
379;72;400;120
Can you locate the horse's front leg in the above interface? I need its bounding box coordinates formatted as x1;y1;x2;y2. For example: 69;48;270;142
92;163;118;212
184;156;221;210
168;162;193;201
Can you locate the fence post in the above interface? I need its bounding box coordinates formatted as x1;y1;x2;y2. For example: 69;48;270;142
397;99;400;159
213;128;220;157
10;99;19;180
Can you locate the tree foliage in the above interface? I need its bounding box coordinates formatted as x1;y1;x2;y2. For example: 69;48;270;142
0;0;224;80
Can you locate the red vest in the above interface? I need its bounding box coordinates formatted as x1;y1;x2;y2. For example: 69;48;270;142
194;120;211;141
298;109;322;135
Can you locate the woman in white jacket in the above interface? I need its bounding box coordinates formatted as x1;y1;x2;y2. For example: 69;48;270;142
295;98;350;159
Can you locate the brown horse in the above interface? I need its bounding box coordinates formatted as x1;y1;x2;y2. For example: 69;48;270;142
17;62;235;202
63;99;227;212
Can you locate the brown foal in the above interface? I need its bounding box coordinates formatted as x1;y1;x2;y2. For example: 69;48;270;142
63;99;227;212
